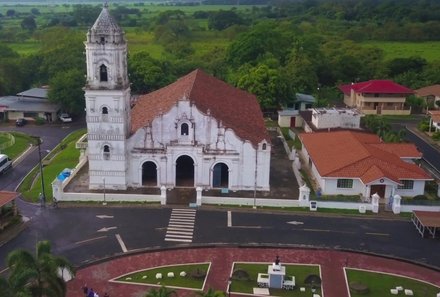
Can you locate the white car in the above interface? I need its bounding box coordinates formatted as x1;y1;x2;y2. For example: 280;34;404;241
59;113;72;123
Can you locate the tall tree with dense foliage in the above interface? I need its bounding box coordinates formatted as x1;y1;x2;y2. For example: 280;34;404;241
208;10;244;30
48;69;85;115
236;62;290;109
1;240;74;297
21;16;37;31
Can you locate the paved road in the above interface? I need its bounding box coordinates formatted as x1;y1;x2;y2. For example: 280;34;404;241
405;128;440;175
1;207;438;272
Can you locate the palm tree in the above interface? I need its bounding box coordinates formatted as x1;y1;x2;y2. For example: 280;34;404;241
145;286;177;297
196;288;225;297
5;240;75;297
0;273;33;297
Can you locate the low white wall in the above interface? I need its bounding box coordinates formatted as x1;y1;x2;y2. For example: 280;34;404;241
201;196;300;207
315;201;372;211
400;205;440;213
60;192;162;202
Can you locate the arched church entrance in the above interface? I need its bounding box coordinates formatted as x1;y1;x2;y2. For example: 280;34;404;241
175;155;194;187
213;163;229;188
142;161;157;186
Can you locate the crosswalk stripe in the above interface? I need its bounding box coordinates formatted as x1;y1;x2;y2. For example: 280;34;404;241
165;208;197;243
164;238;192;242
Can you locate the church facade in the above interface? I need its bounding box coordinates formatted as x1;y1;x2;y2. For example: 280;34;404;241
84;5;271;192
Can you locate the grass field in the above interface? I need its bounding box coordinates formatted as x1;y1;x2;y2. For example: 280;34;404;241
362;41;440;62
114;263;210;289
0;132;33;160
346;268;440;296
19;129;85;202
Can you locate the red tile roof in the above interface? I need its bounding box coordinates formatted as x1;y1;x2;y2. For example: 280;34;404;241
415;84;440;97
131;69;269;146
0;191;18;207
429;110;440;123
339;80;414;96
300;131;430;183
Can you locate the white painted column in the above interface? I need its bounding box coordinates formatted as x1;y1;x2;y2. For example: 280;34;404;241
392;194;401;214
371;193;380;213
160;185;166;205
196;186;202;206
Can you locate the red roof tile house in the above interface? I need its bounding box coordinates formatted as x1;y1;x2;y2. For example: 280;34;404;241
82;5;271;192
299;131;431;199
339;80;413;115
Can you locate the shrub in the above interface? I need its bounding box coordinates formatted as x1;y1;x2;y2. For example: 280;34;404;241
432;131;440;141
35;117;46;125
190;268;206;279
231;269;250;281
413;195;427;200
349;282;369;294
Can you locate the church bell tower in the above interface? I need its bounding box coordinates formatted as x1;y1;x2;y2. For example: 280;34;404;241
84;3;131;190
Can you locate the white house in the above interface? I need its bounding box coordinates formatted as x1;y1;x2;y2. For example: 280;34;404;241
309;107;361;130
428;111;440;132
299;131;432;199
83;4;271;192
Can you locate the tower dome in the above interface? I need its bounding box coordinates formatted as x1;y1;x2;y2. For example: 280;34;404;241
87;2;125;44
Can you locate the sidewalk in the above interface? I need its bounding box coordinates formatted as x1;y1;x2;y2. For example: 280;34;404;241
66;247;440;297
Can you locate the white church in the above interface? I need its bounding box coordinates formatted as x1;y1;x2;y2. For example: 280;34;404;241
83;4;271;192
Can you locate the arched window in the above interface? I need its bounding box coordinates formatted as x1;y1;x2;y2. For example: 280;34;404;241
262;143;267;150
100;37;105;44
103;145;110;160
100;64;108;82
181;123;189;136
102;107;108;114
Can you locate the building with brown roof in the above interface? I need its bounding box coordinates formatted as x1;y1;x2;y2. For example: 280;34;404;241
339;80;413;115
415;84;440;109
299;131;431;199
83;5;271;192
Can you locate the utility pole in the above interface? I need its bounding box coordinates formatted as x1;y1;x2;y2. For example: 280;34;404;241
35;137;46;207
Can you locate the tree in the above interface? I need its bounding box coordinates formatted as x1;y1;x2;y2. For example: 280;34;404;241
208;10;243;31
226;21;291;68
3;240;74;297
31;8;41;15
128;52;174;94
6;9;15;17
144;286;176;297
387;56;427;77
236;62;290;109
21;16;37;31
48;69;85;115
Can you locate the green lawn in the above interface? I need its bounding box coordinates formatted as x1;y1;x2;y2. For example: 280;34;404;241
0;132;33;160
346;268;440;297
113;263;210;289
231;263;321;297
18;129;86;202
362;41;440;62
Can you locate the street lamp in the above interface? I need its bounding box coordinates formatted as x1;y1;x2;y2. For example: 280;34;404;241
33;136;46;207
102;177;107;205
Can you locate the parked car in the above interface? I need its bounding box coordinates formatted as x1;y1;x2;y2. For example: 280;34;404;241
59;113;72;123
15;118;27;127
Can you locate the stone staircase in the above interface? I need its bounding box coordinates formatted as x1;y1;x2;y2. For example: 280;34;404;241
166;187;196;205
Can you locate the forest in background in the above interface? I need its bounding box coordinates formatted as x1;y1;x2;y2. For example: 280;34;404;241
1;0;440;114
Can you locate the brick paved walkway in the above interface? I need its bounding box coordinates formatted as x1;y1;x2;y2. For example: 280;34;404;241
67;247;440;297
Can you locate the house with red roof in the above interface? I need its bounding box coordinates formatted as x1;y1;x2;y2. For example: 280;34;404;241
82;5;271;192
415;84;440;109
339;80;413;115
299;131;431;199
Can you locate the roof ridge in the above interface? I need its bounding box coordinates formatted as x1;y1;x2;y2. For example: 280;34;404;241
186;69;200;101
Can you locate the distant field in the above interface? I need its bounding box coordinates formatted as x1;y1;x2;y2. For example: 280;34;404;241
362;41;440;62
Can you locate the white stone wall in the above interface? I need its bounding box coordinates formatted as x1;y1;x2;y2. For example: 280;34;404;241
395;180;426;197
311;109;360;130
126;100;271;191
320;178;364;195
85;88;131;190
278;115;291;127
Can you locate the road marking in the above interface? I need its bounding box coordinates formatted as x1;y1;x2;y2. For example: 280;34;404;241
303;228;355;234
366;232;390;236
287;221;304;225
165;209;197;243
96;215;114;219
227;211;232;227
115;234;128;253
97;226;117;232
165;238;192;243
231;226;262;229
74;235;107;245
